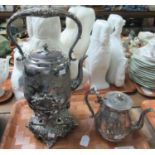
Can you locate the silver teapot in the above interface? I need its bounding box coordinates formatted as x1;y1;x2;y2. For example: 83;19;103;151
7;8;86;147
85;88;152;142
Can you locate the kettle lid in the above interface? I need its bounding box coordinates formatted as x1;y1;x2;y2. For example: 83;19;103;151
29;44;67;63
104;91;133;111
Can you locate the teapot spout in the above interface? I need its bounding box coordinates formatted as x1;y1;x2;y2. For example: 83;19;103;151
131;108;153;131
71;55;87;91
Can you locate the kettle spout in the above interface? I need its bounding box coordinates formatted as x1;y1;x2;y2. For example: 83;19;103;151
131;108;153;131
71;55;87;91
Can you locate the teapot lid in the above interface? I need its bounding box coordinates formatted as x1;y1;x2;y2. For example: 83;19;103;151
29;44;67;64
104;91;133;111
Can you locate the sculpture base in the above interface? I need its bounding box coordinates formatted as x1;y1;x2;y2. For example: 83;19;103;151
27;109;78;148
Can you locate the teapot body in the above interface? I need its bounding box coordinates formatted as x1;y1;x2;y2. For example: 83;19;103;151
85;89;152;142
95;104;131;142
85;89;136;142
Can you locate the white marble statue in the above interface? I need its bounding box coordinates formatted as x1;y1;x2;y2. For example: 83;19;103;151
61;6;95;59
86;20;111;90
11;16;62;99
107;14;128;87
11;49;25;99
28;17;62;53
0;56;11;97
26;17;33;38
61;6;95;88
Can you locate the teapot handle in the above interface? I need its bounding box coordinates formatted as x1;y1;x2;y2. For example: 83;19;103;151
7;7;82;60
85;88;100;117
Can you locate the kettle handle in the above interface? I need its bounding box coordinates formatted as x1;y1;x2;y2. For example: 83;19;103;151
7;7;82;60
85;88;100;117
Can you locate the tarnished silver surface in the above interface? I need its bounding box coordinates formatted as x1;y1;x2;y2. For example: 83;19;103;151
28;108;78;148
104;91;133;111
7;7;86;147
85;88;152;142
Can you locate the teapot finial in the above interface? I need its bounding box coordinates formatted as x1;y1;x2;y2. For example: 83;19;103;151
43;44;48;51
117;93;123;99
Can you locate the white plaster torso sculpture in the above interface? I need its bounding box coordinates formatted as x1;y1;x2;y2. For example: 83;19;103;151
0;56;11;97
26;17;33;38
11;16;62;99
107;14;128;87
11;49;25;99
61;6;95;88
85;20;111;90
61;6;95;59
28;17;62;53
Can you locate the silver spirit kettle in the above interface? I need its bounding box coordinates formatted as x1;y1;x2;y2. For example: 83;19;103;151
7;7;86;148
